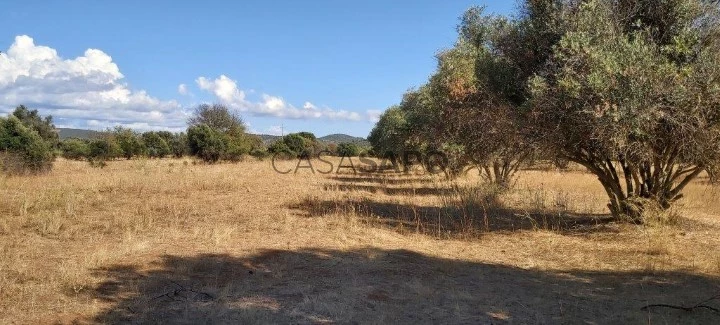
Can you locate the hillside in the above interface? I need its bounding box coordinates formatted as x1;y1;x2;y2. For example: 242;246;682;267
318;134;369;146
253;133;369;146
57;127;370;146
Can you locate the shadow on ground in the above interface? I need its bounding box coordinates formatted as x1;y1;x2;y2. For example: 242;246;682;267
329;175;438;185
323;183;454;196
292;197;616;236
88;248;720;324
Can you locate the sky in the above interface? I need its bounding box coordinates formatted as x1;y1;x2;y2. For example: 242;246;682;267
0;0;515;137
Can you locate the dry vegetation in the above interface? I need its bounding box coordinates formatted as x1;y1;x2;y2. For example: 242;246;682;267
1;157;720;324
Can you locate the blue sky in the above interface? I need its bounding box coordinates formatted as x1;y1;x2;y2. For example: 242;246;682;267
0;0;515;137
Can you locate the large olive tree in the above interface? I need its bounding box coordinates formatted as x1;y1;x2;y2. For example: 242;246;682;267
530;0;720;221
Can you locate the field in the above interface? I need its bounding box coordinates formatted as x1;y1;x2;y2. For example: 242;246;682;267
1;157;720;324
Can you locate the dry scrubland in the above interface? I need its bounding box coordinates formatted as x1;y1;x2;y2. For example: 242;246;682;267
1;157;720;324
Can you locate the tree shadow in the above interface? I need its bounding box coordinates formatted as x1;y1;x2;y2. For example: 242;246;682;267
323;184;453;196
328;175;437;185
292;197;616;236
87;248;720;324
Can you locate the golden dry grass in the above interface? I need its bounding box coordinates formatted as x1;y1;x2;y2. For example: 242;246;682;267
1;157;719;324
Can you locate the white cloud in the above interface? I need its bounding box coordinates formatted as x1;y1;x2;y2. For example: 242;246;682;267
367;109;383;123
195;75;367;121
0;35;188;131
178;83;189;96
265;125;285;136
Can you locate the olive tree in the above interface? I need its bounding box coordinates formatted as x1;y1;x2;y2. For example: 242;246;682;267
529;0;720;221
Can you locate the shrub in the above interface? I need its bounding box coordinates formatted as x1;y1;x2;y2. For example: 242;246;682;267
337;142;360;157
169;133;189;158
268;141;295;157
60;138;90;160
142;132;171;158
87;137;121;161
0;116;55;174
250;148;270;160
113;127;145;159
187;124;226;163
12;105;60;147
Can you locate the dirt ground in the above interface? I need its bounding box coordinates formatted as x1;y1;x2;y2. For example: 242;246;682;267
1;158;719;324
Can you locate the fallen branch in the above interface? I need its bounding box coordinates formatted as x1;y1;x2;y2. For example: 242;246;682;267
641;294;720;314
151;280;214;302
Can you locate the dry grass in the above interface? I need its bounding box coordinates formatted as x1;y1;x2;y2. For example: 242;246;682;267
1;158;719;324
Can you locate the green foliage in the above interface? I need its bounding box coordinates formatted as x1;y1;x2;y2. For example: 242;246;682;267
186;104;262;162
368;106;408;157
11;105;60;147
282;133;313;157
250;147;270;160
169;133;189;158
113;127;145;159
268;140;295;157
223;134;253;162
336;142;360;157
142;132;171;158
0;115;55;173
187;124;226;163
60;138;90;160
528;0;720;220
87;136;122;161
296;132;317;142
188;104;246;134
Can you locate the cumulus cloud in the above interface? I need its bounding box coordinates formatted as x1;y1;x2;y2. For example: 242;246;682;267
366;109;383;123
177;83;189;96
0;35;187;131
195;75;367;121
265;125;286;136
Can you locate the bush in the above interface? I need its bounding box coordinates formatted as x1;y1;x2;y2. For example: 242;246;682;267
60;138;90;160
187;124;226;163
250;148;270;160
268;141;295;157
0;115;55;174
337;142;360;157
114;127;145;159
142;132;171;158
12;105;60;148
87;137;121;161
169;133;189;158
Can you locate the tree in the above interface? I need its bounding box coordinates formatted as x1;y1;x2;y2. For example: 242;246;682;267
268;140;295;157
169;133;189;158
113;126;144;159
282;133;314;157
187;104;246;134
368;106;408;164
187;124;226;163
11;105;59;147
296;132;317;142
0;115;55;173
60;138;90;160
142;132;171;158
529;0;720;221
87;136;122;162
337;143;360;157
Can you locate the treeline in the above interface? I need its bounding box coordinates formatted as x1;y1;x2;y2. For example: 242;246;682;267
1;103;370;174
57;104;370;163
368;0;720;221
267;132;368;158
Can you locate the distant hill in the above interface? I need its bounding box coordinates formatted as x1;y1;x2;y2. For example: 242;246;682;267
254;133;369;146
57;128;102;140
57;127;370;146
256;134;283;145
318;134;370;146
